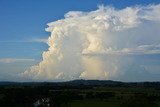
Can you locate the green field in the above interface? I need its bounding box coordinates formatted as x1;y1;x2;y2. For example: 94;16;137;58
59;87;160;107
62;99;120;107
0;81;160;107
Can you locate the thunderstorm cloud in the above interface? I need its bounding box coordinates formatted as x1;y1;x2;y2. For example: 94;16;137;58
21;4;160;81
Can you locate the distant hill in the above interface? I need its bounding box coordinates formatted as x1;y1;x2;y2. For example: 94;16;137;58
0;79;160;89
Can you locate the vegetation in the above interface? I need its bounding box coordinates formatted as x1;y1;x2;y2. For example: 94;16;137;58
0;80;160;107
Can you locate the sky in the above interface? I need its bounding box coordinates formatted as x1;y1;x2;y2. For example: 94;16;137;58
0;0;160;82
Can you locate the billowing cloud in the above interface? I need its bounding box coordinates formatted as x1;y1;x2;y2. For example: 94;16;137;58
21;4;160;81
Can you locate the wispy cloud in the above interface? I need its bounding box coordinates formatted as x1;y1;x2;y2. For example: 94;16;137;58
0;38;48;43
0;58;35;63
120;44;160;55
30;38;48;43
82;44;160;55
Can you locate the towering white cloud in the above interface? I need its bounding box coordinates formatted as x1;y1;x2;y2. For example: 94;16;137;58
21;4;160;81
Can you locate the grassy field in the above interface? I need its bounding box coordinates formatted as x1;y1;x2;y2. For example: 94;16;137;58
62;99;120;107
0;81;160;107
60;87;160;107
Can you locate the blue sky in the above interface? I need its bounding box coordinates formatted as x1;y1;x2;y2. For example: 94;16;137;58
1;0;160;58
0;0;160;81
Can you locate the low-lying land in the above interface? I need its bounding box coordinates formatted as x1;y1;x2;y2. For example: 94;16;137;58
0;80;160;107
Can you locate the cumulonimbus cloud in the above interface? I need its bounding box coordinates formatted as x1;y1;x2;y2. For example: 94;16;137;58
21;4;160;81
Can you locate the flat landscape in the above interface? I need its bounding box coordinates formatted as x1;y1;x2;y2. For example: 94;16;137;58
0;80;160;107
